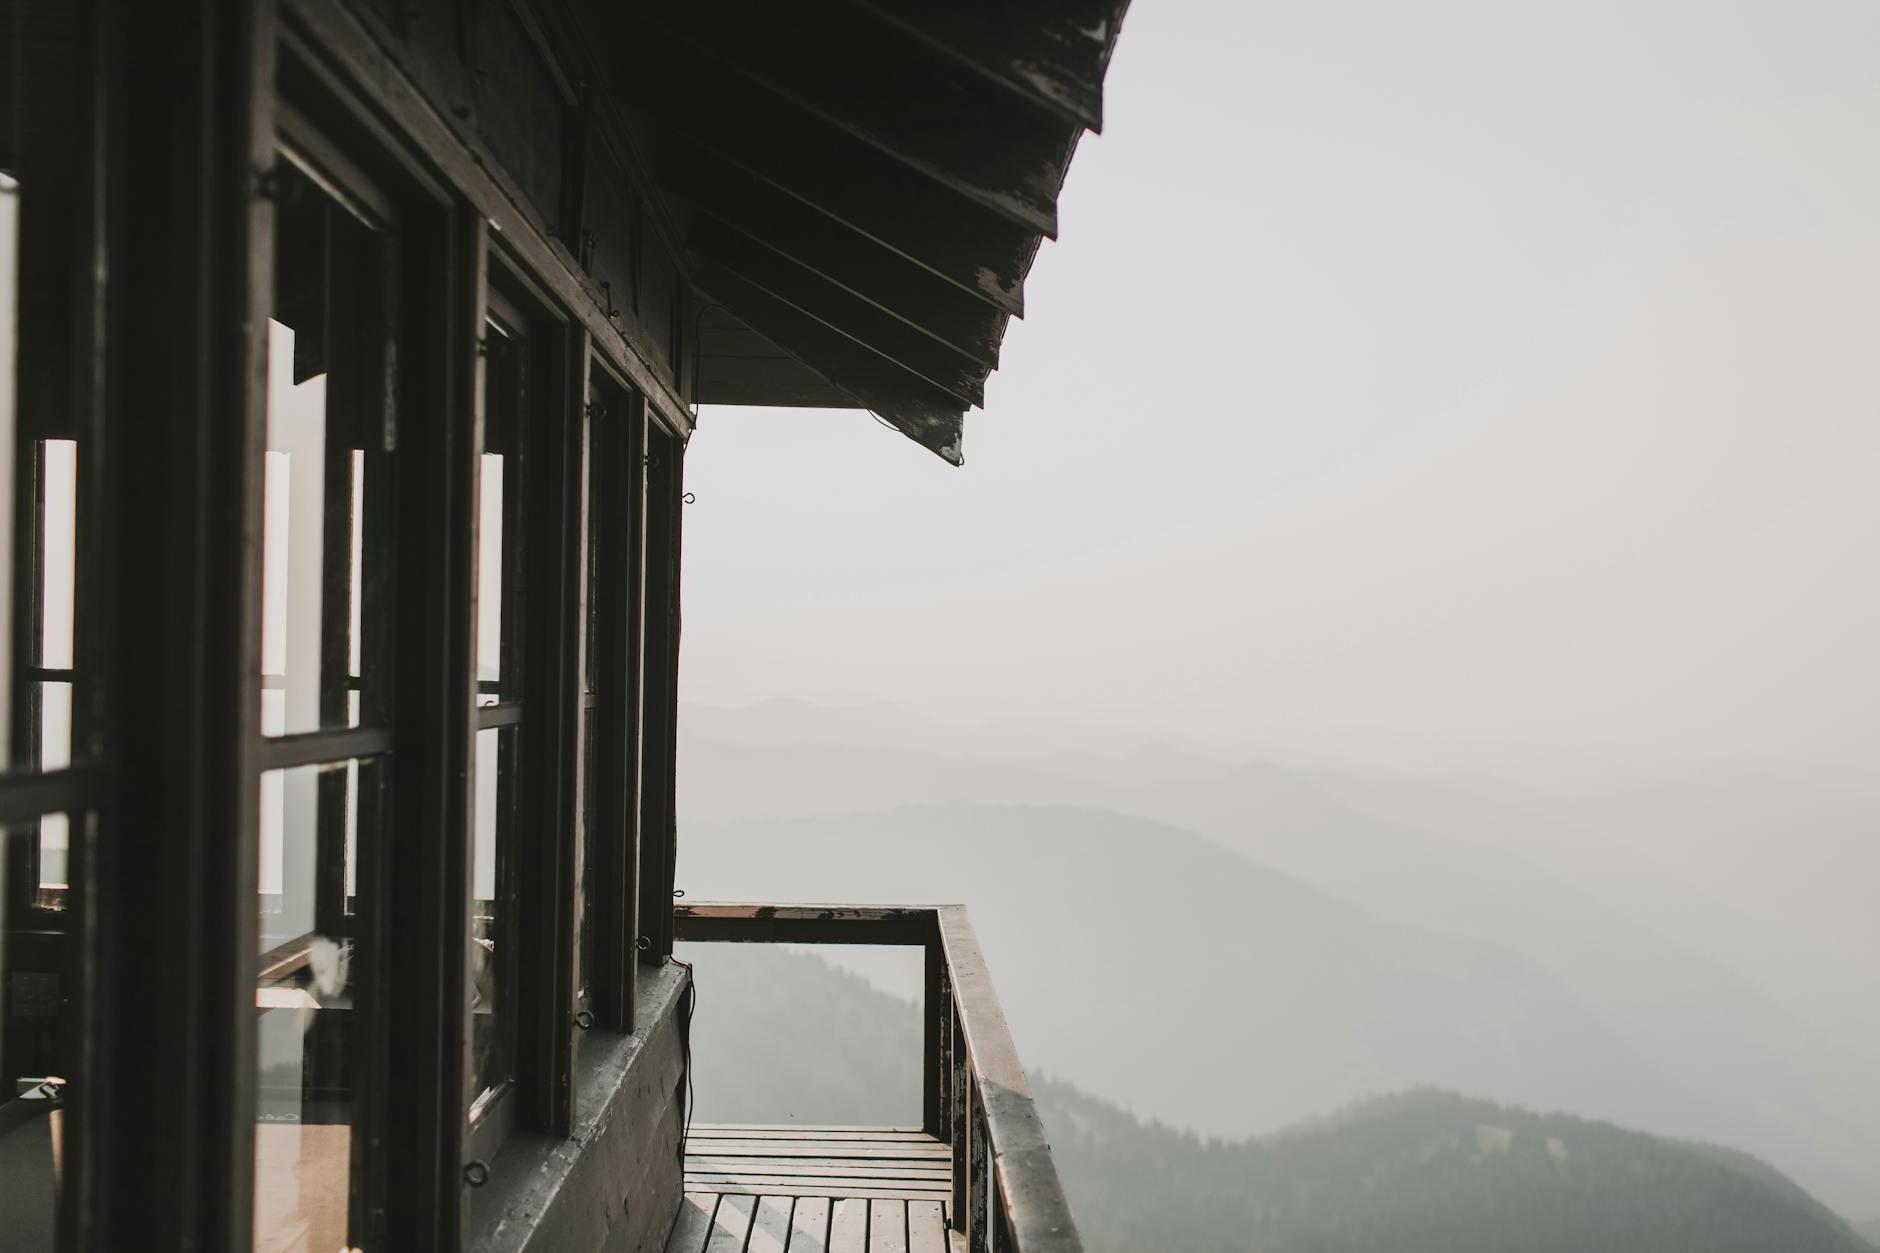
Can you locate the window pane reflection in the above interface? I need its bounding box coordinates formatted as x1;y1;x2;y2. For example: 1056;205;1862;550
476;315;526;706
35;680;71;900
262;161;390;737
2;812;85;1249
255;756;383;1253
27;419;79;911
469;725;519;1115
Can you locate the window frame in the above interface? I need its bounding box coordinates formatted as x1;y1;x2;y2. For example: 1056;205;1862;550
0;17;108;1245
253;93;408;1253
464;256;585;1166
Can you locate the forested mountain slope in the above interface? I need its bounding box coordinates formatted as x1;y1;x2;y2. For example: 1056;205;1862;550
1037;1082;1873;1253
681;946;1871;1253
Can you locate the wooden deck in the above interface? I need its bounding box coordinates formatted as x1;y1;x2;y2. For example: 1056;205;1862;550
666;1125;953;1252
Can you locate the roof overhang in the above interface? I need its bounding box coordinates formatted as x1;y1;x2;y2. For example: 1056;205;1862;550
603;0;1131;464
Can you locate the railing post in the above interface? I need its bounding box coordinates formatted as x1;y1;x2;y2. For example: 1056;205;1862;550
951;1001;968;1235
969;1082;991;1252
924;924;947;1137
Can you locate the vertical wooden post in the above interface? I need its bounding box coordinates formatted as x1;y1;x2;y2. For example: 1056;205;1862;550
88;1;270;1249
590;382;646;1030
620;393;646;1020
923;924;947;1138
379;204;481;1252
516;315;584;1138
636;429;682;960
968;1081;991;1252
950;994;969;1236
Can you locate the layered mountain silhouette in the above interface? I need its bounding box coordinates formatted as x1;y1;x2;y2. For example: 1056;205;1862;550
676;701;1880;1216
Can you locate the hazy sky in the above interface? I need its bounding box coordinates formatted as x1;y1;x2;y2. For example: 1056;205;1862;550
679;0;1880;783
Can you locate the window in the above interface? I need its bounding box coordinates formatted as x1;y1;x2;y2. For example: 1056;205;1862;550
468;284;535;1144
252;148;398;1253
262;156;394;739
1;12;107;1237
574;367;647;1061
574;380;599;1026
254;757;386;1252
25;435;77;906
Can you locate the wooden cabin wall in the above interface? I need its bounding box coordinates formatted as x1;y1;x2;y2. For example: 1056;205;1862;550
275;5;699;1251
324;0;698;417
0;2;698;1250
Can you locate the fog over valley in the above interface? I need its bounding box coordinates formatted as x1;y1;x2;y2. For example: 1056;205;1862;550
672;0;1880;1247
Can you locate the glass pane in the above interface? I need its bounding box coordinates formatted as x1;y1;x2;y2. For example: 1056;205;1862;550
38;437;75;670
35;680;71;902
469;725;519;1114
254;757;383;1253
476;316;526;706
581;388;599;698
1;811;82;1250
262;163;389;736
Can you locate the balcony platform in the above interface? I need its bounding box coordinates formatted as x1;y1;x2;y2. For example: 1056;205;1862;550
666;1124;952;1251
669;905;1083;1251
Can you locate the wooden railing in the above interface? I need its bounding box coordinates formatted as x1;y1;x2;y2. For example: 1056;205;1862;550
673;903;1083;1253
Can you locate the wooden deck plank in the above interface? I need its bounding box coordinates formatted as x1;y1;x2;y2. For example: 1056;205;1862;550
748;1196;794;1253
687;1176;950;1197
704;1193;757;1253
829;1198;868;1253
675;1125;957;1247
685;1143;950;1159
868;1200;908;1253
666;1193;719;1253
686;1169;949;1188
688;1158;955;1173
789;1197;832;1253
690;1127;934;1143
688;1181;950;1202
686;1136;948;1150
688;1150;948;1166
692;1124;923;1135
688;1169;948;1188
907;1201;946;1253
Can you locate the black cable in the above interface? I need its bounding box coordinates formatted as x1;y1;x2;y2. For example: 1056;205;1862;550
669;948;697;1165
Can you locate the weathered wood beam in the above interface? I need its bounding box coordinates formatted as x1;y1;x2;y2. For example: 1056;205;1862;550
693;309;859;409
641;90;1038;317
626;2;1070;237
938;906;1084;1252
665;151;1013;367
691;263;967;464
835;0;1127;134
672;902;942;946
691;217;988;408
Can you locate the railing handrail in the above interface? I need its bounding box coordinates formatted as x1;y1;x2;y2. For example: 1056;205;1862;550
674;900;1084;1253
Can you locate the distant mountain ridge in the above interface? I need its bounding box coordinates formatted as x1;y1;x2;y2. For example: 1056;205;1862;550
1038;1082;1875;1253
682;804;1738;1172
676;702;1880;1216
